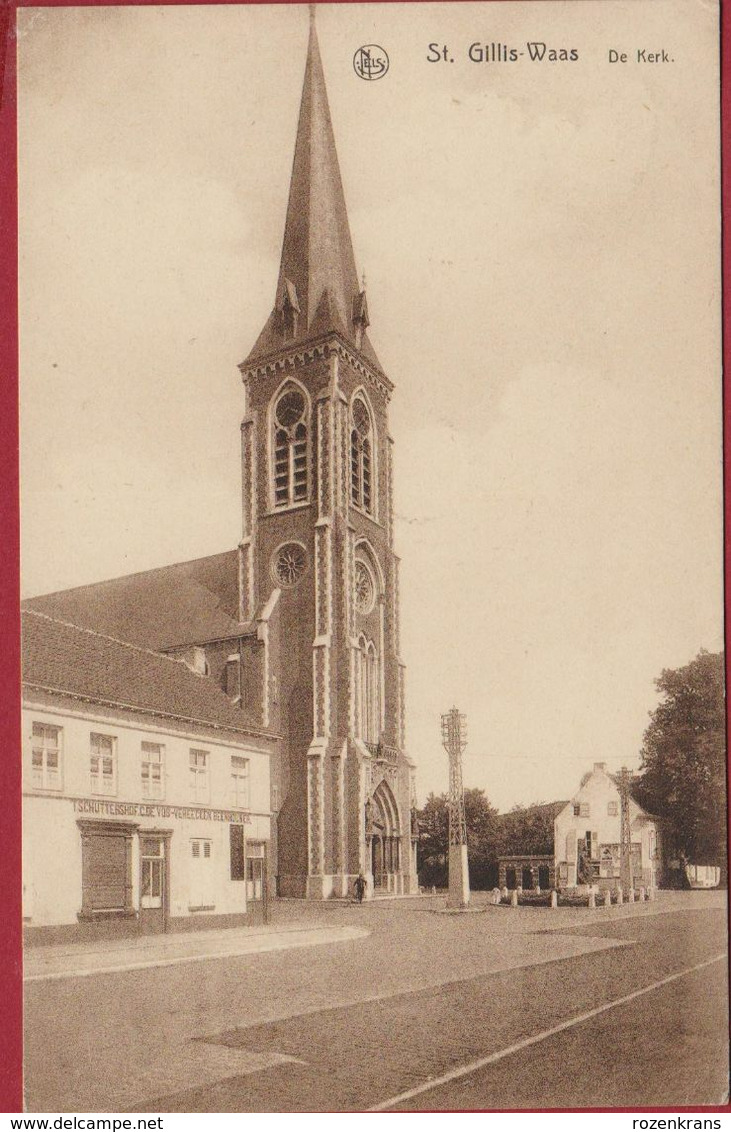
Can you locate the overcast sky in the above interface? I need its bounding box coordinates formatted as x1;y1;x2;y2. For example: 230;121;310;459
18;1;722;811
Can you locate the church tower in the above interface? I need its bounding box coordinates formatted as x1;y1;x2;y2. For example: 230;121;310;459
238;11;417;899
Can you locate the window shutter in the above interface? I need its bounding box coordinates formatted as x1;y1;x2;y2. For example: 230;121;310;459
230;824;245;881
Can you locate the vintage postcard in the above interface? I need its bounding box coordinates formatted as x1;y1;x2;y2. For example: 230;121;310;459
13;0;728;1114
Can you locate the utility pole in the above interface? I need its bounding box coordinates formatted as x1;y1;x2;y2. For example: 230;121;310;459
441;707;470;908
618;765;633;896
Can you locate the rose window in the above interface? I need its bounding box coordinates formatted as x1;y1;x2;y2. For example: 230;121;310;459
272;543;308;587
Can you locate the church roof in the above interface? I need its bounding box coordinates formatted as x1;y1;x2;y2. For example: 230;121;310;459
22;609;269;739
243;13;383;372
22;550;249;651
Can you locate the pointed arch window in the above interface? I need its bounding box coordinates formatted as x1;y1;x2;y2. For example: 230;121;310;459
356;634;380;744
273;387;308;508
351;395;374;516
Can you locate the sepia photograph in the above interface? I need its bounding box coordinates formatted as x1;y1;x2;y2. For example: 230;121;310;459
14;0;728;1114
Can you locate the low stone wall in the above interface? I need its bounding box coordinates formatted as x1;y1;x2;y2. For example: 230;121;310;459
497;855;556;890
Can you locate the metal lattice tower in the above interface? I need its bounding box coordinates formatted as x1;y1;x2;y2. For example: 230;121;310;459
441;707;468;847
618;766;633;892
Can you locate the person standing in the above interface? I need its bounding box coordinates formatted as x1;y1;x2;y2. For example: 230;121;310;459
354;873;367;903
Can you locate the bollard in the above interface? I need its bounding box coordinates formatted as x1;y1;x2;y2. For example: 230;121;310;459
615;885;623;904
628;887;635;903
604;889;611;907
511;889;518;907
491;887;501;905
501;886;509;901
550;889;558;908
588;891;596;909
536;884;541;895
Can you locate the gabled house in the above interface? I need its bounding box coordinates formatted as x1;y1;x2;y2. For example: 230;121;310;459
497;763;659;892
554;762;658;890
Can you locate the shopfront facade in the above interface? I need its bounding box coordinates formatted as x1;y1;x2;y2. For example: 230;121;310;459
23;701;273;943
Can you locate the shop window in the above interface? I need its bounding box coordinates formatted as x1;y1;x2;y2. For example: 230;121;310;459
141;742;164;800
190;749;209;803
230;824;245;881
230;756;250;808
90;733;116;796
31;722;62;790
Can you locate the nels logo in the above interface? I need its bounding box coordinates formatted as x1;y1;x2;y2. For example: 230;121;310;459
353;44;389;81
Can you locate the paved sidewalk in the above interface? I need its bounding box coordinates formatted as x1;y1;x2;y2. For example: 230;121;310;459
24;922;370;982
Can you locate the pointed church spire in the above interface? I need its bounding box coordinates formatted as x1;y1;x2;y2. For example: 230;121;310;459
245;10;381;369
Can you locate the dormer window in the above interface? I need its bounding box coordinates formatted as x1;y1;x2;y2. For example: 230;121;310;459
278;278;300;341
352;289;369;350
273;386;308;508
351;395;374;515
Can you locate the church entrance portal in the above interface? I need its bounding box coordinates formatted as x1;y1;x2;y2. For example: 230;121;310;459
367;780;402;894
371;836;384;889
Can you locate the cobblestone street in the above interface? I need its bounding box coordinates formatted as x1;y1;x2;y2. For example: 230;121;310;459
23;891;728;1112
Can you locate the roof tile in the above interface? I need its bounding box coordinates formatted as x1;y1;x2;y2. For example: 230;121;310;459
22;550;246;650
22;609;268;738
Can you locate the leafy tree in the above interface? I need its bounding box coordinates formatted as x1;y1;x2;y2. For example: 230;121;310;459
634;650;727;877
464;788;501;888
416;792;449;888
495;803;560;858
415;788;500;889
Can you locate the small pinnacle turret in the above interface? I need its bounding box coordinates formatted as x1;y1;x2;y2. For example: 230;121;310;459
244;10;381;370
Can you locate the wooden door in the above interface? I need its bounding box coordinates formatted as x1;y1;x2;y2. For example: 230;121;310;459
140;836;166;933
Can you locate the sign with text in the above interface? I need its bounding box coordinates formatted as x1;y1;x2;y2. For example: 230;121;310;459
73;798;251;823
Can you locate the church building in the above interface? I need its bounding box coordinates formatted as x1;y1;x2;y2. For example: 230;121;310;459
23;12;418;912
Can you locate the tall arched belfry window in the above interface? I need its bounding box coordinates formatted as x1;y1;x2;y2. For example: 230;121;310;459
351;395;374;515
357;634;380;744
273;387;308;508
